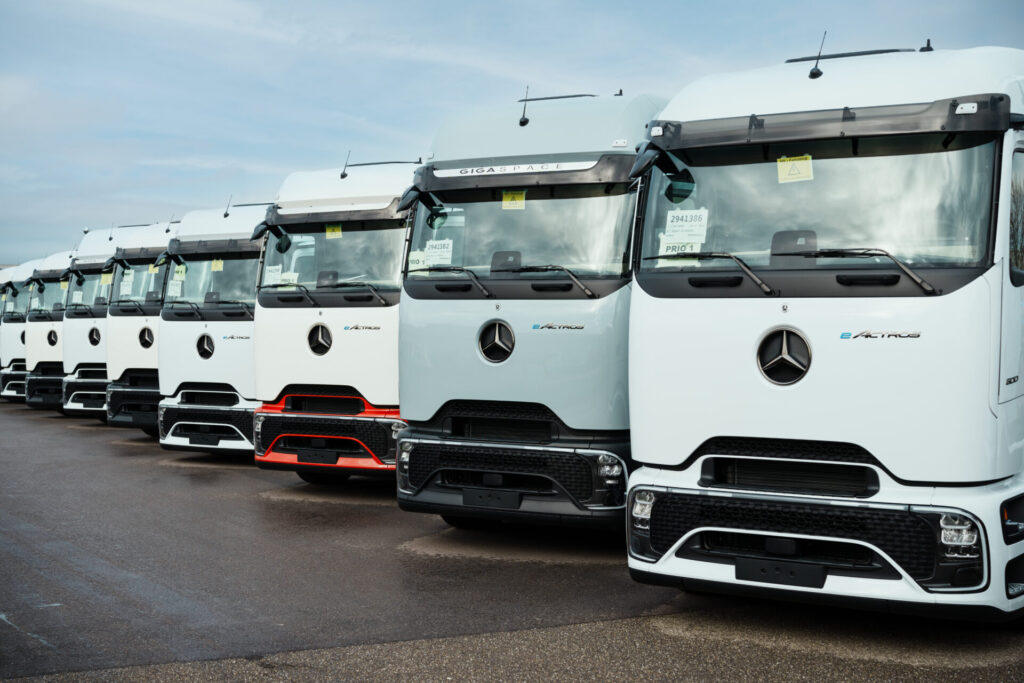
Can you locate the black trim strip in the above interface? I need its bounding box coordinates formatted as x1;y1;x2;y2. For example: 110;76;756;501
415;154;636;193
266;197;408;227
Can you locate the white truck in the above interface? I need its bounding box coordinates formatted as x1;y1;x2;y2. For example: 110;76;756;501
0;259;41;401
156;205;268;452
60;230;122;417
395;92;664;528
252;164;412;483
105;222;177;436
625;46;1024;619
24;250;75;409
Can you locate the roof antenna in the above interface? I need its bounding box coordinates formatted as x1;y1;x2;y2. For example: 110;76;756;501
919;38;934;52
519;85;530;127
613;88;623;96
108;221;114;241
339;150;352;179
165;214;174;233
223;195;233;218
808;30;827;79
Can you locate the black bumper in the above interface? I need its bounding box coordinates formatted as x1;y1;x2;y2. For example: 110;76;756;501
398;493;622;528
62;379;108;414
106;386;161;429
25;374;63;409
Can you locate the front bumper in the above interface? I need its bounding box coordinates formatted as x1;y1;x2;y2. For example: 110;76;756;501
106;385;161;429
626;466;1024;617
62;376;108;415
0;362;28;401
396;435;629;527
25;372;64;409
158;394;259;452
254;409;403;475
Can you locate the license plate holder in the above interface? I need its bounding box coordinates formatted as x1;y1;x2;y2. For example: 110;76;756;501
735;557;826;588
296;449;338;465
462;488;521;510
189;433;220;446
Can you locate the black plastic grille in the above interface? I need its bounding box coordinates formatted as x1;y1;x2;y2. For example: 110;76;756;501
11;362;26;373
704;458;878;498
408;442;594;501
63;380;107;405
108;389;161;417
649;493;936;580
116;369;159;388
258;415;391;460
691;437;879;466
162;406;254;442
434;400;559;422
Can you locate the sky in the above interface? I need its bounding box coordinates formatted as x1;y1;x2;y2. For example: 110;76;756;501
1;0;1022;264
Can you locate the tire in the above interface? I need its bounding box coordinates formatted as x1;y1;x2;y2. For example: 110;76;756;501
141;426;160;438
441;515;498;531
297;470;350;486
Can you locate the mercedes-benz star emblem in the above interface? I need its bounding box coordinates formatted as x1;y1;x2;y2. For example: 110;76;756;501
308;324;332;356
197;334;215;359
46;330;58;347
757;328;811;385
479;321;515;363
88;327;101;346
20;331;25;344
139;327;154;349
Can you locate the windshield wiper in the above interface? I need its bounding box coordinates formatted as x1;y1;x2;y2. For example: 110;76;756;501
407;266;493;298
773;248;937;295
109;298;145;313
317;281;389;306
65;302;95;316
166;300;204;319
643;252;774;295
208;299;253;314
258;282;318;307
494;265;597;298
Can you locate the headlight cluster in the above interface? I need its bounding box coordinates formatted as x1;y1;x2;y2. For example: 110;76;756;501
157;405;167;439
397;441;413;491
253;414;266;455
915;510;985;591
627;488;661;561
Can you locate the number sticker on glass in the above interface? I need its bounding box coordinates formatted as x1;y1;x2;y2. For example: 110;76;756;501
148;264;159;274
502;190;526;210
280;272;298;284
425;239;454;266
407;250;426;270
173;264;187;281
325;225;343;239
264;264;282;285
665;208;708;243
61;280;69;290
72;291;84;304
100;272;113;286
167;280;182;297
777;155;813;184
210;259;224;272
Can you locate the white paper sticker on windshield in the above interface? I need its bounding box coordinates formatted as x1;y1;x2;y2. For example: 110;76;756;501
72;291;84;304
264;264;282;285
407;250;426;270
166;280;182;297
120;281;133;296
173;264;186;281
210;259;224;272
100;272;113;286
122;269;135;285
280;272;298;284
424;239;453;266
148;264;159;274
657;233;700;268
777;155;813;184
665;208;708;243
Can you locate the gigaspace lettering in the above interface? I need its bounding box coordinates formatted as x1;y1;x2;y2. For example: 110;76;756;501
433;161;597;178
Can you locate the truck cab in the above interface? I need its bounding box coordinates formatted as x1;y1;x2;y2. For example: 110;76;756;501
156;205;267;452
24;250;75;409
395;93;665;528
0;259;40;401
252;164;412;484
61;230;122;417
625;47;1024;618
105;222;177;435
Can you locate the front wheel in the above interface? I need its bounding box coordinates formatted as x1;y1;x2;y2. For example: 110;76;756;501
297;470;350;486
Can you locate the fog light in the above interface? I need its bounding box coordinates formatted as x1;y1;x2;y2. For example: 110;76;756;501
391;421;405;439
940;513;980;558
400;441;413;453
597;454;616;465
632;489;656;530
1009;582;1024;598
599;463;622;477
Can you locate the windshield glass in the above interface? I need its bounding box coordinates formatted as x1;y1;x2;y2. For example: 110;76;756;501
164;254;258;306
28;280;68;312
3;288;28;314
112;262;167;304
639;133;995;272
407;183;635;278
67;271;111;307
261;220;405;290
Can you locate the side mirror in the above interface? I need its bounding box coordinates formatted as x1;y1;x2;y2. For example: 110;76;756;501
628;141;663;180
274;233;292;253
251;222;270;241
664;170;696;203
397;186;420;212
426;207;448;230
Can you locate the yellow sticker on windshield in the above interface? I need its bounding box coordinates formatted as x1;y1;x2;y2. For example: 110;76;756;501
100;272;113;285
326;225;343;239
148;264;159;274
210;259;224;272
777;155;813;184
173;264;186;281
502;190;526;210
61;280;69;290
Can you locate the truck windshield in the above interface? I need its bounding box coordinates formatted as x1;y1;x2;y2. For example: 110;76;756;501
164;254;258;306
407;183;635;279
111;262;166;304
261;220;405;290
3;288;29;315
67;272;111;307
28;280;68;312
639;133;996;273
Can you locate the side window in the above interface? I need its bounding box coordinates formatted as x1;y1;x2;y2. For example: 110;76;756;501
1012;150;1024;284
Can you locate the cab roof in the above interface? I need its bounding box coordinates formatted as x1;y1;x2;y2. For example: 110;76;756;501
115;222;179;250
175;205;269;242
275;164;415;216
33;250;75;277
659;46;1024;124
0;259;41;288
429;93;667;163
73;228;123;264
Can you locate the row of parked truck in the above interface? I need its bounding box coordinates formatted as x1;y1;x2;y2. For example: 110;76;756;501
3;45;1024;619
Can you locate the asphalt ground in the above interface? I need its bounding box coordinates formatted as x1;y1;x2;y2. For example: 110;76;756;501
1;400;1023;681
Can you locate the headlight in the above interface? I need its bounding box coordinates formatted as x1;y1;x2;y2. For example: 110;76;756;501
939;513;980;558
632;490;656;529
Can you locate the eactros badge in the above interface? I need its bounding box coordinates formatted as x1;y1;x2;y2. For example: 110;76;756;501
479;321;515;363
757;328;811;385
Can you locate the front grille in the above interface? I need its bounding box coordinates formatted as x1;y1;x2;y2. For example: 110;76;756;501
408;442;594;501
701;531;878;567
702;458;878;498
689;437;881;467
434;400;559;422
117;369;159;388
76;367;107;380
63;380;107;405
650;493;936;580
108;388;161;417
33;362;65;377
161;406;254;442
434;400;560;443
284;395;364;415
11;362;26;373
180;391;238;406
258;415;392;461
